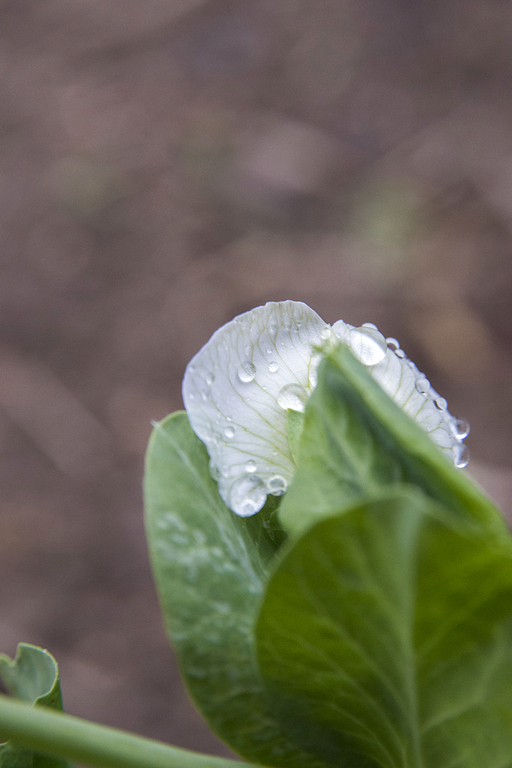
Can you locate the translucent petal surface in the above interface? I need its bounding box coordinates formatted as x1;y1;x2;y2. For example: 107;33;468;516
182;301;330;516
183;301;469;516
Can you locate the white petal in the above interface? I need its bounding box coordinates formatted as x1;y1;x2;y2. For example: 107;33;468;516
182;301;329;516
183;300;470;518
332;324;469;467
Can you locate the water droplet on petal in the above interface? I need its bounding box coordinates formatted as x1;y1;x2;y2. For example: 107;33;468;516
201;389;210;401
320;326;332;340
269;320;278;335
348;326;388;366
415;377;430;396
224;426;235;439
245;460;256;473
268;361;279;373
395;348;406;358
268;475;288;496
386;337;400;351
238;361;256;383
455;444;470;469
230;475;267;517
205;373;214;385
277;383;308;412
434;397;447;411
362;322;378;330
451;417;470;440
209;461;221;481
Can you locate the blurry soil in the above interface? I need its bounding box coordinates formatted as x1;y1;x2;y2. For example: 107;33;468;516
1;0;512;757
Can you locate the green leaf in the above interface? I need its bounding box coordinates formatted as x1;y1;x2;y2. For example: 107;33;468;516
0;644;72;768
279;344;506;539
144;411;333;768
257;488;512;768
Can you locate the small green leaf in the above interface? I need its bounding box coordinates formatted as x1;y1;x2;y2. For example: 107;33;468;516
0;644;71;768
144;412;332;768
257;488;512;768
279;344;506;539
286;410;305;466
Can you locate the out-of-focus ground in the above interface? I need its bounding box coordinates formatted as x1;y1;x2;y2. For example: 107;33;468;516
0;0;512;757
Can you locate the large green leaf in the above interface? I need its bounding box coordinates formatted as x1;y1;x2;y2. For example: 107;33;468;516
144;411;332;768
0;644;71;768
279;345;506;539
257;488;512;768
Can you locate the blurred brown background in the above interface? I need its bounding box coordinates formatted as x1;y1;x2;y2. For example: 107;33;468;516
1;0;512;757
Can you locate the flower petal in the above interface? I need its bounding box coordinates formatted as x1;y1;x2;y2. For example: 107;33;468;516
182;301;330;516
332;321;469;467
183;300;470;517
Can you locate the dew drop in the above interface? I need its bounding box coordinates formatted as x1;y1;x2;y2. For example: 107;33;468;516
348;326;388;366
245;345;251;356
224;426;235;439
434;397;447;411
266;346;273;355
268;361;279;373
226;415;233;422
245;460;256;473
386;337;400;352
268;475;288;496
320;326;332;340
205;373;214;385
451;417;470;440
269;320;278;335
230;475;267;517
454;444;470;469
277;383;308;412
395;348;406;358
415;377;430;396
238;361;256;383
362;322;378;330
209;461;221;481
200;389;210;402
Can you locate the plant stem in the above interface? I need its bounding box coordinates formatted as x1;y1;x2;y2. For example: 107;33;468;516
0;695;266;768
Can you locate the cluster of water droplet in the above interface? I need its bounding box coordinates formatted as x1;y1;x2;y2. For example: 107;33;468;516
381;335;470;469
332;321;470;469
228;352;309;515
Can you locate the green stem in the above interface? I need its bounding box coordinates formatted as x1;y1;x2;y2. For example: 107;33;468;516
0;695;267;768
